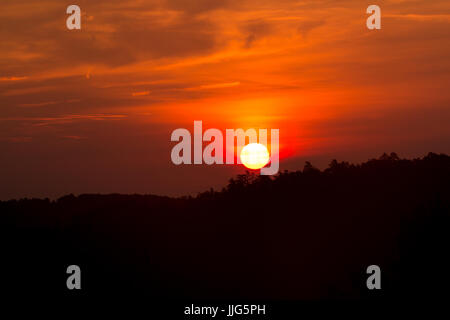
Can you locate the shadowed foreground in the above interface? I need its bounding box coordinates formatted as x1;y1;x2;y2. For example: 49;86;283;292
1;152;449;300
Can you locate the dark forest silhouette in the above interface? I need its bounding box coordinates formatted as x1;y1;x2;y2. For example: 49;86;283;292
1;152;449;299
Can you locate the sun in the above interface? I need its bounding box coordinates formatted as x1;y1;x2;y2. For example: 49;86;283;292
240;143;270;170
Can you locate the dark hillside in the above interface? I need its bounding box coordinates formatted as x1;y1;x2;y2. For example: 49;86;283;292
1;152;449;300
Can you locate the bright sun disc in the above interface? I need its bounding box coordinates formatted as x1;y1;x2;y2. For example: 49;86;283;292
240;143;270;170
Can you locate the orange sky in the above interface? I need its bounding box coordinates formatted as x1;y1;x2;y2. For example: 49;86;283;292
1;0;450;199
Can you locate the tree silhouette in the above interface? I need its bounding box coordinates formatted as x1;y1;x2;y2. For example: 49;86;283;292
0;152;449;300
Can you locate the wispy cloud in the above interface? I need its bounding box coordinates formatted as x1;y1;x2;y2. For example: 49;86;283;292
198;82;241;90
19;99;80;107
385;14;450;21
131;91;150;96
19;101;59;107
0;114;128;127
0;76;28;82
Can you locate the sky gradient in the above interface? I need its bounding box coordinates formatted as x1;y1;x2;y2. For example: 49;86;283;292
1;0;450;200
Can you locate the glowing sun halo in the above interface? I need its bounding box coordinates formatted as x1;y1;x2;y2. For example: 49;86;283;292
240;143;270;170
